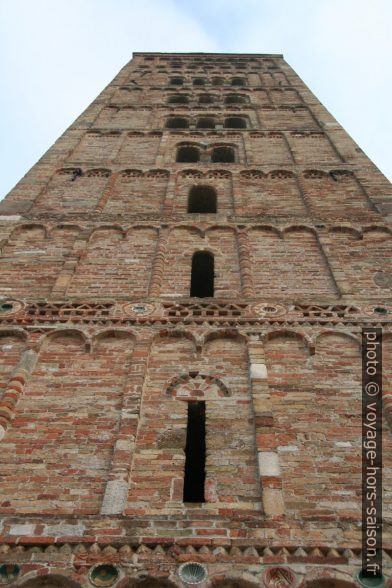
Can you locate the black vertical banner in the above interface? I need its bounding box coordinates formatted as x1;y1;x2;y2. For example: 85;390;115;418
361;328;382;581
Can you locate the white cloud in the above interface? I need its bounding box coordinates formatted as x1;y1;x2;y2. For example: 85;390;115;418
0;0;218;197
221;0;392;181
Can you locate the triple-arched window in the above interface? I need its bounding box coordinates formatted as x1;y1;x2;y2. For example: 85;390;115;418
166;116;248;130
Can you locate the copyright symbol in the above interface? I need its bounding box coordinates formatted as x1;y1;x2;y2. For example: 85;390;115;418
365;382;379;396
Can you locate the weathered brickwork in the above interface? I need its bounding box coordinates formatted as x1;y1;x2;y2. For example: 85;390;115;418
0;52;391;588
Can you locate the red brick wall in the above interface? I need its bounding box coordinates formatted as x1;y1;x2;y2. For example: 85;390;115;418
265;332;362;519
0;331;134;515
127;333;260;514
0;52;391;585
0;225;79;297
68;227;158;297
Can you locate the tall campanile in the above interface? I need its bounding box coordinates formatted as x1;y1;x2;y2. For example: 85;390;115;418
0;53;391;588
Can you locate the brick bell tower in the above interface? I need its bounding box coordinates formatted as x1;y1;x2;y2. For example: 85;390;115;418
0;52;391;588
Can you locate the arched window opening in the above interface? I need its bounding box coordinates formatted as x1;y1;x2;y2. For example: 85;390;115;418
176;146;200;163
183;401;206;503
232;77;245;86
196;117;215;129
224;117;247;129
166;117;188;129
212;146;235;163
193;78;206;86
188;185;217;213
190;251;214;297
212;77;223;86
198;94;214;105
170;77;183;85
224;94;246;105
168;94;188;104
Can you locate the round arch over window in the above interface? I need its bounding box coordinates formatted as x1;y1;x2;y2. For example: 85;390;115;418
168;94;189;104
224;94;247;105
188;185;217;213
224;116;247;129
166;117;189;129
231;77;246;86
176;145;200;163
211;146;235;163
196;117;215;129
198;94;214;104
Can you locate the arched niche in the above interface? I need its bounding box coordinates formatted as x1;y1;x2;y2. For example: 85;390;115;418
176;145;200;163
19;575;82;588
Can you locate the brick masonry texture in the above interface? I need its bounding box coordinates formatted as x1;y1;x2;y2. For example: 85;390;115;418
0;52;391;588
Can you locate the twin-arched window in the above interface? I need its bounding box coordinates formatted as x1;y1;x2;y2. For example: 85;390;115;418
176;145;235;164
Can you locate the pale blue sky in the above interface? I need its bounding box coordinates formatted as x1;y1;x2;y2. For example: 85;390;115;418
0;0;391;199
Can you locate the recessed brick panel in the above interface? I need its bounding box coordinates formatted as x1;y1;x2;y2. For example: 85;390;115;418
105;170;168;214
0;225;79;297
0;331;134;515
327;228;392;297
68;227;157;297
248;227;336;297
238;170;306;216
265;333;362;519
33;169;110;212
117;133;161;165
95;106;152;130
69;131;122;164
248;133;292;165
127;334;260;512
